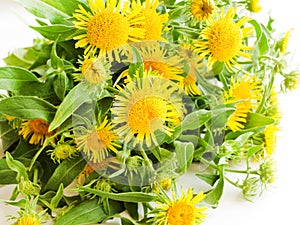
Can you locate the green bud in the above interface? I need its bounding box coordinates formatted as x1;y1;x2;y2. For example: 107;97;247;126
259;158;277;185
242;177;261;200
18;177;40;196
95;179;112;193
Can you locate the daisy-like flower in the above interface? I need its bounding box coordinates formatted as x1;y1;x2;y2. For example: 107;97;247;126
74;56;112;85
152;188;207;225
189;0;215;21
112;76;184;147
73;0;146;60
75;117;120;163
247;0;262;13
224;75;261;132
15;215;40;225
177;42;203;95
193;7;254;72
263;124;278;156
276;29;292;55
19;119;54;145
131;43;184;83
131;0;168;41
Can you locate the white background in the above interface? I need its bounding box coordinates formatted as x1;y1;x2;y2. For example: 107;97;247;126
1;0;300;224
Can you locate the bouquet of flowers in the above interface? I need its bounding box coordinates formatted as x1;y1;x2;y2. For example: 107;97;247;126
0;0;299;224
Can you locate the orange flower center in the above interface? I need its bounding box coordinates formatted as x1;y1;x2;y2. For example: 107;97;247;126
167;202;195;225
29;119;50;134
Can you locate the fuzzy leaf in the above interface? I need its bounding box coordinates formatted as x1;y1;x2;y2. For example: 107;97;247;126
0;159;18;184
174;141;194;173
0;96;56;123
0;66;41;91
54;199;107;225
42;155;86;193
31;25;77;41
180;109;211;131
204;168;224;207
196;174;220;186
49;83;96;131
5;152;28;181
78;186;157;203
244;113;274;129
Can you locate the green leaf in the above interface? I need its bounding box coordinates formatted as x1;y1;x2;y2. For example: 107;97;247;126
53;72;68;100
174;141;194;173
204;168;224;207
225;126;265;140
0;120;19;151
196;174;220;186
78;186;157;203
232;132;253;148
0;159;18;184
249;20;270;56
54;199;107;225
247;145;264;158
15;0;82;25
180;110;211;131
31;25;77;41
0;66;41;92
49;83;96;131
50;183;64;208
124;202;139;220
0;96;56;123
244;113;274;129
5;152;28;181
42;155;86;192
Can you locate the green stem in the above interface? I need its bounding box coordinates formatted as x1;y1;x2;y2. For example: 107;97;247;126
33;168;38;185
29;140;48;172
225;177;242;189
219;72;229;92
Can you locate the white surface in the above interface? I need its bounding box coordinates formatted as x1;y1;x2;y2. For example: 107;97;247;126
1;0;300;224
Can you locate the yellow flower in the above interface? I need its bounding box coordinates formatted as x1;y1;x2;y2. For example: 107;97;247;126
75;117;120;163
112;76;184;147
16;215;40;225
264;124;278;156
82;57;111;84
130;43;184;83
73;0;145;60
131;0;168;41
189;0;215;21
19;119;54;145
225;75;261;132
247;0;262;13
193;7;254;72
153;188;207;225
49;143;78;163
177;42;202;95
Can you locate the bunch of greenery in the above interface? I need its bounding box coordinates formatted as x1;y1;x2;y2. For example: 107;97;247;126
0;0;299;224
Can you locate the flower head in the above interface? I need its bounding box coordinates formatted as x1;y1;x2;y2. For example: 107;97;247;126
74;56;112;85
189;0;215;21
152;188;207;225
225;75;261;132
49;143;78;163
263;124;278;156
194;7;253;72
16;215;40;225
128;43;184;84
259;158;277;185
112;76;184;147
19;119;54;145
73;0;146;60
131;0;168;41
247;0;262;13
75;117;120;163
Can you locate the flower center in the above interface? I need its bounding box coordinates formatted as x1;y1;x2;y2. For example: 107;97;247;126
167;202;195;225
97;129;113;148
128;96;167;134
144;61;170;78
29;119;50;134
208;19;242;61
87;11;130;51
191;0;214;20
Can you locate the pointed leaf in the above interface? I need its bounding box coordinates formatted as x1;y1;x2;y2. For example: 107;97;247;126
174;141;194;173
0;96;56;123
54;199;107;225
